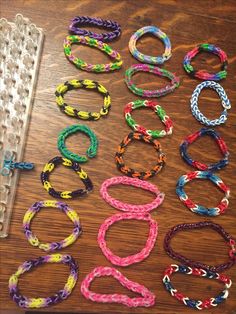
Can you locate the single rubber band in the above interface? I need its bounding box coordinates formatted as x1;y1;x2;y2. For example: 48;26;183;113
23;200;82;252
81;266;155;307
164;221;236;272
100;176;165;212
9;254;78;308
176;171;230;216
98;212;158;266
163;264;232;310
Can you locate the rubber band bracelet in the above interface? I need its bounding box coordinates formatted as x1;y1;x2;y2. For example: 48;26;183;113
164;221;236;272
129;26;171;64
57;124;98;163
9;254;78;308
98;212;158;266
183;43;228;81
180;128;229;171
176;171;230;216
115;132;166;180
41;156;93;199
69;16;121;42
125;64;180;98
81;266;155;307
100;176;165;212
124;100;173;138
64;35;122;72
23;200;82;252
190;81;231;126
163;264;232;310
55;79;111;121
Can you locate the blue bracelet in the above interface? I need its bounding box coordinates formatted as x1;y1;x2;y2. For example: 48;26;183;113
190;81;231;126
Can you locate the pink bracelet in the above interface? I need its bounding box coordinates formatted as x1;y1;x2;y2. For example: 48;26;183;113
100;176;165;212
81;266;155;307
98;212;158;266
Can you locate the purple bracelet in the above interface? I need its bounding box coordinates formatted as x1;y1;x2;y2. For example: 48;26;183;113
69;16;121;42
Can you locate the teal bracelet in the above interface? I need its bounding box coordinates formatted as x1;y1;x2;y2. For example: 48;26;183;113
57;124;98;163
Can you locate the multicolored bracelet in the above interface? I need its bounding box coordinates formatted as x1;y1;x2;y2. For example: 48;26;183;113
9;254;78;308
69;16;121;42
164;221;236;272
98;212;158;266
129;26;171;64
190;81;231;126
180;128;229;171
163;264;232;310
176;171;230;216
57;124;98;163
64;35;122;72
100;176;164;212
55;79;111;121
124;100;173;138
115;132;166;180
183;43;228;81
81;266;155;307
125;64;180;98
41;156;93;199
23;200;82;252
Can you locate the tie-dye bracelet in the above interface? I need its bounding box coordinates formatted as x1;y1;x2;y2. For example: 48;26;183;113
9;254;78;308
190;81;231;126
176;171;230;216
125;64;180;98
41;156;93;199
100;176;165;212
129;26;171;64
183;43;228;81
98;212;158;266
23;200;82;252
124;100;173;138
69;16;121;42
64;35;122;72
57;124;98;163
55;79;111;121
180;128;229;171
115;132;166;180
163;264;232;310
81;266;155;307
164;221;236;272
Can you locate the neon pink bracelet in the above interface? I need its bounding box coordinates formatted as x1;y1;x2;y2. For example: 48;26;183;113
81;266;155;307
98;212;158;266
100;176;164;212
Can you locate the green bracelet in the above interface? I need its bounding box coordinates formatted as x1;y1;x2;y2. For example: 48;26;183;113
57;124;98;163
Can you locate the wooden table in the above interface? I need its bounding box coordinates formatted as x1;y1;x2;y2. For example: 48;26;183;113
1;1;236;313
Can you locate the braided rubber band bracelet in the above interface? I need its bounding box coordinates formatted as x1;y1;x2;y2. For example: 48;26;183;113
81;266;155;307
69;16;121;42
41;156;93;199
55;79;111;121
124;100;173;138
64;35;122;72
125;64;180;98
98;212;158;266
183;43;228;81
176;171;230;216
129;26;171;64
163;264;232;310
57;124;98;163
164;221;236;272
190;81;231;126
100;176;164;212
180;128;229;171
9;254;78;308
23;200;82;252
115;132;166;180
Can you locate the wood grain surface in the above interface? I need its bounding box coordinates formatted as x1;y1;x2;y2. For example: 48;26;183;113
0;1;236;313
